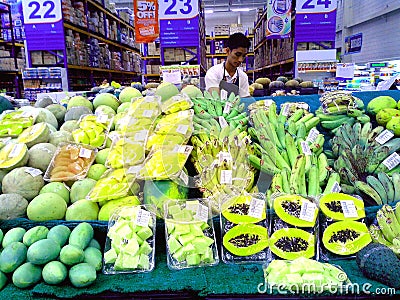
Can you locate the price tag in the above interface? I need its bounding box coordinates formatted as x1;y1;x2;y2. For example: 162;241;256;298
143;96;155;103
176;125;189;135
30;123;41;135
223;101;233;114
195;204;209;222
382;152;400;171
178;110;190;118
25;167;42;177
142;110;154;118
220;170;232;184
282;104;290;116
248;198;265;219
219;116;228;128
20;111;32;118
331;181;342;193
299;201;316;222
306;128;320;143
96;114;108;124
179;170;189;185
108;132;120;143
218;151;232;163
173;145;192;154
296;102;310;112
220;90;228;101
263;100;274;107
340;200;358;218
9;144;24;158
135;209;151;227
22;0;63;25
375;130;395;145
79;147;92;159
134;130;148;142
186;201;199;213
128;165;141;175
301;141;312;156
0;137;11;144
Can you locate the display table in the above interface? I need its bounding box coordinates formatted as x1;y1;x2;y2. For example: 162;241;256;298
1;90;400;299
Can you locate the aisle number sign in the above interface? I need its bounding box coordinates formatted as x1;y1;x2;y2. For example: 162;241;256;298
21;0;65;56
295;0;338;42
159;0;199;20
134;0;159;43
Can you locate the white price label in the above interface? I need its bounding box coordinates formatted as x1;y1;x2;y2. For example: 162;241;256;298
340;200;359;218
173;145;192;154
382;152;400;171
218;151;232;163
20;111;32;118
331;181;342;193
176;125;189;135
29;124;42;136
135;209;151;227
296;102;310;111
127;165;141;175
219;116;228;128
223;101;233;114
79;147;92;158
301;141;312;156
134;130;148;142
195;204;209;222
0;137;11;144
178;110;190;118
263;100;274;107
96;114;108;124
282;104;290;116
248;198;265;219
220;170;232;184
179;170;189;185
9;144;24;158
220;90;228;101
143;96;155;103
306;128;320;143
299;201;316;222
22;0;63;25
375;130;395;145
108;132;120;143
25;167;42;177
142;110;154;118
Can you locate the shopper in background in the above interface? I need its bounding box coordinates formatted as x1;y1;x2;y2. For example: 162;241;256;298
205;33;251;98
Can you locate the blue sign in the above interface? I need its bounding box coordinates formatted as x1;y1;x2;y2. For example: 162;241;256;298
344;33;362;55
159;17;199;46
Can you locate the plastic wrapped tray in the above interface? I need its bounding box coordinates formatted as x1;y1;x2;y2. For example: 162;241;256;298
128;95;162;119
0;110;36;137
103;205;156;274
164;199;219;270
44;143;96;182
161;94;193;114
72;114;113;149
105;136;146;169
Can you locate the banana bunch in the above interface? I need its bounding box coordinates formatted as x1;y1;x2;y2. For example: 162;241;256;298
316;91;369;131
331;121;400;205
192;91;248;131
369;204;400;257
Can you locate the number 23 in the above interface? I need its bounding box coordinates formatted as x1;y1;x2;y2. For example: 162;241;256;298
164;0;192;15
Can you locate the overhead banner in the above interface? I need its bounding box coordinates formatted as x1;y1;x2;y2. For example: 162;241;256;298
159;0;200;46
295;0;337;42
134;0;159;43
266;0;292;39
344;33;362;55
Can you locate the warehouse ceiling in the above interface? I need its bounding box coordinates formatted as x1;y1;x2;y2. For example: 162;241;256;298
202;0;265;12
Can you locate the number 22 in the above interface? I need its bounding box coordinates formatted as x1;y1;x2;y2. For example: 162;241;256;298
28;1;56;19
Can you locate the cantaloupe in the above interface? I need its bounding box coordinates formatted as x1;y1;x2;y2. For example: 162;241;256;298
28;143;56;172
2;167;45;201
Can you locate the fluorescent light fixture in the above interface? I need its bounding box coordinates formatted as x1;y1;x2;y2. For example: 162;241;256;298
205;9;214;13
231;8;251;12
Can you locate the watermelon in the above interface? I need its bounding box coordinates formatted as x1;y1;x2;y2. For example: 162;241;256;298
143;180;188;218
64;106;92;121
181;85;202;100
49;131;73;147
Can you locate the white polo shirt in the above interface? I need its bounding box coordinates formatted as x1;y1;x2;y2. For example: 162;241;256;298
205;62;250;98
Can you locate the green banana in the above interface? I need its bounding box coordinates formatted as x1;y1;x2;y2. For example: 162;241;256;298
392;173;400;202
281;167;290;194
289;154;305;195
248;154;280;175
378;205;400;243
378;172;395;204
287;120;297;136
395;201;400;224
287;108;304;124
295;113;314;127
359;122;372;149
307;163;319;197
323;172;340;194
296;122;307;140
317;152;329;185
321;116;354;130
304;116;320;132
366;175;388;204
369;224;392;246
271;173;283;193
285;132;298;168
340;183;356;194
268;102;278;126
356;114;370;124
276;121;286;148
354;180;383;206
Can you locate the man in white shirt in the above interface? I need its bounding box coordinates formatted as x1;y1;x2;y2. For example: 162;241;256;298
205;33;250;98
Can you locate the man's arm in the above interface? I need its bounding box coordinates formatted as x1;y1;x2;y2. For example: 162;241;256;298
239;73;250;98
205;66;221;96
207;87;220;95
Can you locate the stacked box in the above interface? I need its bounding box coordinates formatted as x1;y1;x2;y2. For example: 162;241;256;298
229;23;244;35
214;24;229;36
185;47;197;60
62;0;73;22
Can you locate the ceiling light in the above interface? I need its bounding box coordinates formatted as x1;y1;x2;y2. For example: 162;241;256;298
231;8;251;12
205;9;214;13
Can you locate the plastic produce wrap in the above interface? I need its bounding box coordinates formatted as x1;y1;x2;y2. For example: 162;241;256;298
145;133;189;152
86;168;140;202
127;95;161;120
219;193;270;264
0;110;36;137
105;136;146;169
161;94;193;114
103;205;156;274
156;109;194;128
164;199;219;270
115;115;155;135
44;143;96;182
154;118;193;139
138;145;192;182
280;102;310;116
72;114;113;148
269;193;319;261
318;193;369;261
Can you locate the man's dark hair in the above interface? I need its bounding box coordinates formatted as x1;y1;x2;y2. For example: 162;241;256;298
225;32;250;50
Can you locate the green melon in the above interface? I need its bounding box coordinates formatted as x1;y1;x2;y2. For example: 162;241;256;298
17;123;50;148
155;82;179;102
143;180;189;218
95;105;116;119
367;96;397;115
27;142;56;172
46;104;67;125
376;108;400;126
0;194;29;220
95;148;110;165
40;182;70;204
60;120;79;132
70;178;97;203
0;143;29;171
47;124;57;133
93;94;120;111
119;87;142;103
67;96;93;111
35;96;54;108
35;108;59;129
64;106;92;121
27;193;67;221
2;167;45;201
181;85;203;100
87;164;107;181
276;76;288;83
117;102;131;114
48;131;73;146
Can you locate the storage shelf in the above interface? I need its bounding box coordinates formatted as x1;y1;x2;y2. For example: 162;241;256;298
254;58;294;72
64;22;139;54
142;56;160;59
298;69;337;73
254;38;267;51
206;34;254;40
68;64;139;75
254;9;267;30
143;74;160;77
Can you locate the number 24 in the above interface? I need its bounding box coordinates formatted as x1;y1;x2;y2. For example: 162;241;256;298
302;0;332;9
164;0;192;15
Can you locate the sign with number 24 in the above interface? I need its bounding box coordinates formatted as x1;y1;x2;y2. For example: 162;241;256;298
296;0;337;14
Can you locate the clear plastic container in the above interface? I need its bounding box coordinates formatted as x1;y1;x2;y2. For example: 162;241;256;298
44;143;97;182
220;193;270;264
72;114;114;149
105;136;146;169
103;205;156;274
128;95;162;119
164;199;219;270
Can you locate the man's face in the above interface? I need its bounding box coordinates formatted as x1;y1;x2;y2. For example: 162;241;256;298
226;47;247;68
